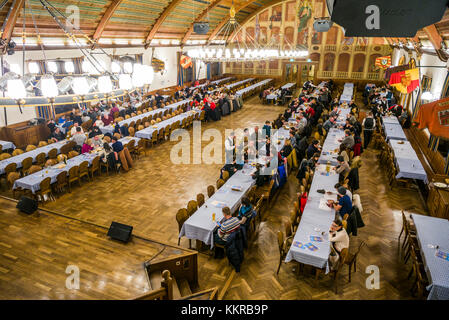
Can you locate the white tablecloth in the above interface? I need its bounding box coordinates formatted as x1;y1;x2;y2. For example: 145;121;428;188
135;110;199;139
0;140;16;150
225;78;255;90
235;79;273;96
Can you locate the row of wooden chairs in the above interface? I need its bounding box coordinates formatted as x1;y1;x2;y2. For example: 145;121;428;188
399;211;429;299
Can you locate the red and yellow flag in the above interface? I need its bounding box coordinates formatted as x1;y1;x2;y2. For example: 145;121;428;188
388;68;419;94
375;56;391;69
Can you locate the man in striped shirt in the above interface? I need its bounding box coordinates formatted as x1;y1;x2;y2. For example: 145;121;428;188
214;207;241;245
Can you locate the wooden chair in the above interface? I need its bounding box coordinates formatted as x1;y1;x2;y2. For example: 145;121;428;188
344;241;366;282
331;248;349;294
186;200;198;216
38;141;48;147
68;151;79;159
48;148;58;160
28;165;43;175
35;152;46;167
0;153;12;160
128;127;135;137
157;127;165;143
222;170;230;181
133;139;146;159
21;157;33;176
55;171;68;194
207;185;215;198
68;165;80;192
216;178;225;189
36;177;53;202
7;172;22;198
12;149;24;156
78;161;90;182
100;158;109;176
89;156;100;180
276;230;293;275
25;145;36;152
176;208;191;248
196;193;205;207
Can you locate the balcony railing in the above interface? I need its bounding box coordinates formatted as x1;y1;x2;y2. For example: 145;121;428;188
324;45;337;52
351;72;364;79
317;70;383;80
335;71;349;78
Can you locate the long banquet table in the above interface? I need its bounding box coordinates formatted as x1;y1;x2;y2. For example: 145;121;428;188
12;136;140;193
225;78;255;90
100;99;189;135
285;163;339;273
383;122;407;141
411;214;449;300
0;140;16;151
285;105;350;273
135;110;199;139
0;140;68;175
179;127;289;247
339;82;354;103
389;139;428;182
281;83;296;90
235;79;273;96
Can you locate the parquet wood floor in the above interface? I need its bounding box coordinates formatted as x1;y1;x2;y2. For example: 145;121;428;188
0;94;430;299
0;197;194;300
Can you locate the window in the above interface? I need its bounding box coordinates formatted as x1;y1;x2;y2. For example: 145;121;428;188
65;61;74;73
48;61;58;73
28;62;39;74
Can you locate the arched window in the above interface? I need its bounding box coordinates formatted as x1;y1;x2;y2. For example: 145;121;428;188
337;53;350;72
352;53;365;72
324;53;335;71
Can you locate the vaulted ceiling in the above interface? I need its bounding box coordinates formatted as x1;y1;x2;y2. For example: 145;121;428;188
0;0;274;47
1;0;449;55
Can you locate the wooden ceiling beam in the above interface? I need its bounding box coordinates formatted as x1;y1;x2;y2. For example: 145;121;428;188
145;0;184;46
1;0;25;43
181;0;223;44
92;0;124;43
423;24;443;50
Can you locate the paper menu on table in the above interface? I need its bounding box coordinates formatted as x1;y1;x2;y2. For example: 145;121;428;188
323;192;337;201
319;198;332;211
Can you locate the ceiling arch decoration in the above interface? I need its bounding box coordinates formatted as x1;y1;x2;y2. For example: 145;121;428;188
0;0;447;55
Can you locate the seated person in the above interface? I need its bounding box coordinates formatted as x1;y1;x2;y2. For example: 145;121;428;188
221;159;243;179
334;155;350;182
111;136;123;156
81;139;93;154
91;135;103;148
213;207;241;246
328;219;350;270
306;140;321;159
49;127;65;142
71;127;86;147
88;126;102;138
237;197;254;229
328;186;353;221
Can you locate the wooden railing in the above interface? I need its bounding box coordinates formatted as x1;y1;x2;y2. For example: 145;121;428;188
317;70;383;80
180;287;219;300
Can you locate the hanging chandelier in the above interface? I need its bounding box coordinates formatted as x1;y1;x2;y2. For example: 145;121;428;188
187;3;308;63
0;0;154;108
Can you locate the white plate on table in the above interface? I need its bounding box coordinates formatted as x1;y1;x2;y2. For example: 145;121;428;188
434;182;448;188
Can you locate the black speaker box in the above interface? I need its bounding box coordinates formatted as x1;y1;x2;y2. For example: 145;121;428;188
16;196;38;214
193;22;210;35
107;221;133;243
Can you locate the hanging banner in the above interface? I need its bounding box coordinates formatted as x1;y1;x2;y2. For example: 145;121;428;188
375;55;391;69
413;96;449;139
180;55;193;69
388;68;419;94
